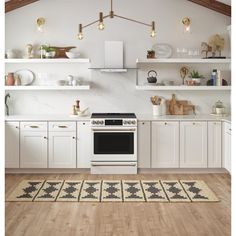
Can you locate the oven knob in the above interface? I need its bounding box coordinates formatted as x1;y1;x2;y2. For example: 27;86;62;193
131;120;136;125
92;120;96;125
123;121;127;124
127;121;131;124
99;120;104;125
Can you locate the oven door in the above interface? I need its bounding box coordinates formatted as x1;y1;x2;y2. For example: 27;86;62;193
91;127;137;161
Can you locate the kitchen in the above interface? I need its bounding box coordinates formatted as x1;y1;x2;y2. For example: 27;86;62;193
3;0;233;235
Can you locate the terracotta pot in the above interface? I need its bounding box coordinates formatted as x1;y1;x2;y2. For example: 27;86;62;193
5;73;15;86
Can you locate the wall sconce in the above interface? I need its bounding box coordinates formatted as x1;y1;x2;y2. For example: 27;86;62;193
37;17;46;32
150;21;156;38
182;17;191;33
98;12;105;30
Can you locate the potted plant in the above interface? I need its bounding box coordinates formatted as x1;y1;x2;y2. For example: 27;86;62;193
187;70;204;86
41;45;56;58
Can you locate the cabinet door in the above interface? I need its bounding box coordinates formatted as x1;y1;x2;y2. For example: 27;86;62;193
180;122;207;168
77;122;91;168
223;122;231;174
5;122;20;168
49;131;76;168
152;121;179;168
208;122;222;168
20;131;47;168
138;121;151;168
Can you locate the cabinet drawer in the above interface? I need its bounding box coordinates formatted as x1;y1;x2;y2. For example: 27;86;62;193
49;122;76;132
20;122;47;131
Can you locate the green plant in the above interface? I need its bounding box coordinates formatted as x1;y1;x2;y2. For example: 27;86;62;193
41;45;55;52
189;70;204;78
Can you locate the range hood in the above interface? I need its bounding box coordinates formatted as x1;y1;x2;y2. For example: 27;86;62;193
90;41;136;72
103;41;127;72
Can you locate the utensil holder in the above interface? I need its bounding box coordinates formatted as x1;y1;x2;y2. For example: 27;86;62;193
153;105;161;116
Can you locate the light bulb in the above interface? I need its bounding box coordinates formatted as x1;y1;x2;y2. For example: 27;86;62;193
78;33;84;40
98;22;105;30
184;25;191;33
150;30;156;38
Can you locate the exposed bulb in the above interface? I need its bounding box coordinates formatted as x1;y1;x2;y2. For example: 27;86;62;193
150;30;156;38
98;22;105;30
37;25;44;32
184;25;191;33
78;33;84;40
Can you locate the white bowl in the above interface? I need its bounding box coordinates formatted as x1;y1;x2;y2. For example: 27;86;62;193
65;51;80;59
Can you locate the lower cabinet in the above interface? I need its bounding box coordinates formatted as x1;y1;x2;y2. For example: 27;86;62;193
223;122;231;174
5;122;20;168
208;121;222;168
152;121;179;168
49;122;76;168
20;122;48;168
180;122;207;168
77;121;91;168
138;121;151;168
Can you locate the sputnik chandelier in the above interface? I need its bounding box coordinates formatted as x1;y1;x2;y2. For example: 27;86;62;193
78;0;156;40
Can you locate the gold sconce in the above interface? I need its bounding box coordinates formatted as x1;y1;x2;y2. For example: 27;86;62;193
36;17;46;32
150;21;156;37
78;24;83;40
182;17;191;33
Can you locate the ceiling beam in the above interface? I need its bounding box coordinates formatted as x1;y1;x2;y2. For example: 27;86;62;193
5;0;39;13
187;0;231;16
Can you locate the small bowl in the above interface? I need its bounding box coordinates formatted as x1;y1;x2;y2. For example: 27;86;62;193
65;51;80;59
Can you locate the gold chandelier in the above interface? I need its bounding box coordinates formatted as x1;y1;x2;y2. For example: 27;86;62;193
78;0;156;40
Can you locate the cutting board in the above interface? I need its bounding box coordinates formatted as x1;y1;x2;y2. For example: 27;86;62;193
166;94;195;115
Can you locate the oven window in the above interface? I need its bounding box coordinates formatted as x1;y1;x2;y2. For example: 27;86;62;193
94;132;134;154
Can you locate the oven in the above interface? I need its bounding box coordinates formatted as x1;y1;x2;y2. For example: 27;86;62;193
92;126;137;162
90;115;137;174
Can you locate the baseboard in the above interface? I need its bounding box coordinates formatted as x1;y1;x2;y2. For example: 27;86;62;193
138;168;229;174
5;168;229;174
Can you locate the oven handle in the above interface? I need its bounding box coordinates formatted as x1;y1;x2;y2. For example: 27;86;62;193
91;163;137;167
91;128;136;132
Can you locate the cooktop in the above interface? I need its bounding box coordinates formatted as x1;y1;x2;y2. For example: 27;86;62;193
91;113;136;119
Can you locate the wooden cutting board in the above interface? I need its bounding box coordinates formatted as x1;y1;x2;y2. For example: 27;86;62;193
166;94;195;115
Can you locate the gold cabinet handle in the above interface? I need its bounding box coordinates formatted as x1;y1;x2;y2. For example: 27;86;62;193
30;125;39;128
57;125;68;128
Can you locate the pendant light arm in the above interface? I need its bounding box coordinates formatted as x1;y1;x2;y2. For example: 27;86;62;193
82;14;110;29
114;14;152;27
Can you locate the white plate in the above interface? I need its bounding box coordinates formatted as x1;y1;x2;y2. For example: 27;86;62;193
152;43;173;58
15;69;35;86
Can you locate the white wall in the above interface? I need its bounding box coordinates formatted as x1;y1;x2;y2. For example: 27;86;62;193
5;0;231;115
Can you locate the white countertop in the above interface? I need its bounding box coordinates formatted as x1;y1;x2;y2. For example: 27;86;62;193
136;114;231;123
5;114;231;123
5;115;91;121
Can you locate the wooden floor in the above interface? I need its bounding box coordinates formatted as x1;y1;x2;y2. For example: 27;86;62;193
5;173;231;236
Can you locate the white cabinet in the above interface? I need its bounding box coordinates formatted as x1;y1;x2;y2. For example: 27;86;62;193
223;122;231;174
138;121;151;168
77;121;91;168
49;122;76;168
20;122;47;168
152;121;179;168
5;122;20;168
208;122;222;168
180;122;207;168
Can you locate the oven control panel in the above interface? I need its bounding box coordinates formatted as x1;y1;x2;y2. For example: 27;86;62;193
91;119;137;127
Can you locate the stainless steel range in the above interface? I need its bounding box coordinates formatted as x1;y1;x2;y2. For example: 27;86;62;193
90;113;137;174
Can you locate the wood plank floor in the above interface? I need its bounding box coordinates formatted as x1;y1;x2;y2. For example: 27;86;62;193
5;173;231;236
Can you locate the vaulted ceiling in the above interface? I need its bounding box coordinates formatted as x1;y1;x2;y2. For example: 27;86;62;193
5;0;231;17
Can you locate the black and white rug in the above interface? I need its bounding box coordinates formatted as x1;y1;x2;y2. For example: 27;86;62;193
6;180;219;202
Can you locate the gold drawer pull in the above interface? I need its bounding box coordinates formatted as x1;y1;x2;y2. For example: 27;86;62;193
30;125;39;128
57;125;68;128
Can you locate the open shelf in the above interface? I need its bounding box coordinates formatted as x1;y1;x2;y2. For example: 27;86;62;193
136;58;231;64
4;58;90;63
135;85;231;91
4;85;90;91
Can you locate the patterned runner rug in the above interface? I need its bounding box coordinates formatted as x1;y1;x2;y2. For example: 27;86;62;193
6;180;219;202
